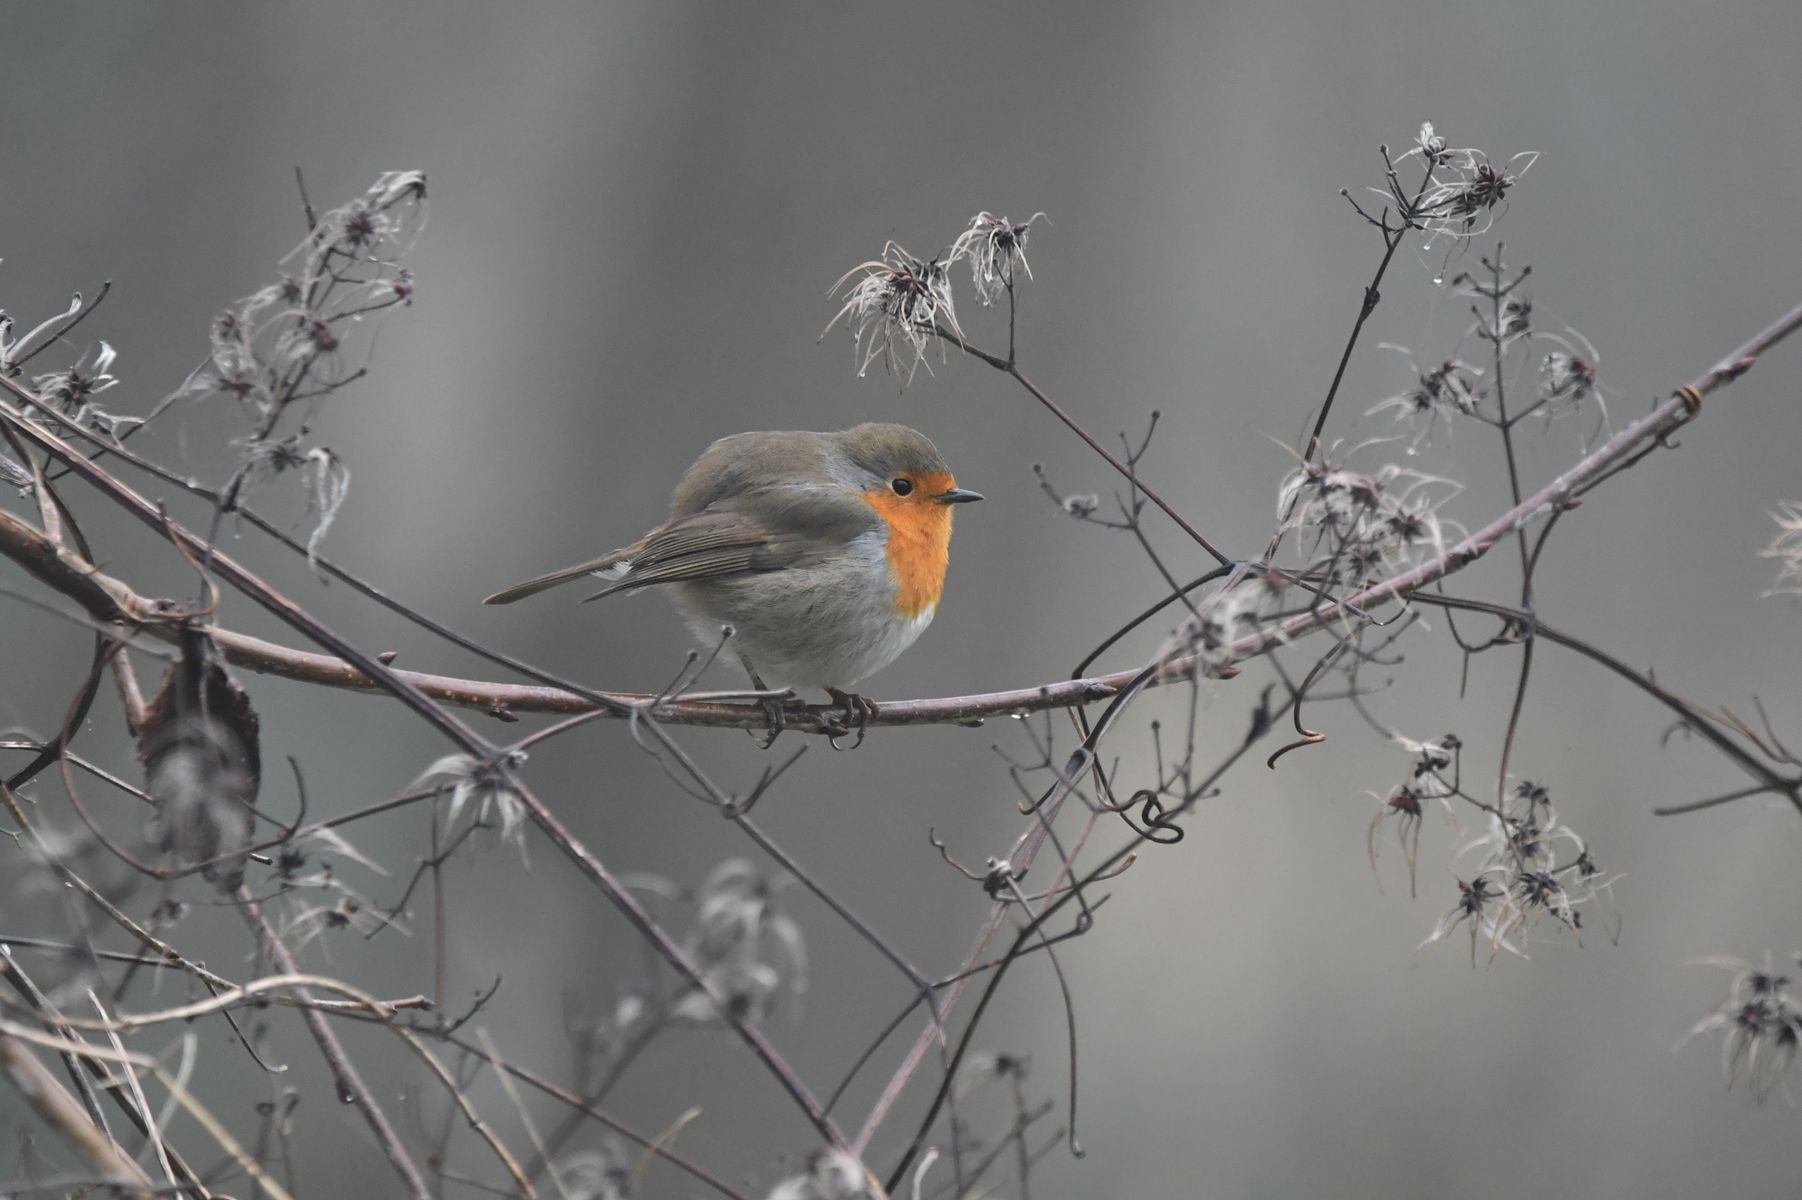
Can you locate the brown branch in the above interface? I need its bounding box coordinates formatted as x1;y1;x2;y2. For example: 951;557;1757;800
239;890;435;1200
852;294;1802;1154
934;323;1229;565
0;391;851;1150
1;280;1791;745
0;1019;293;1200
0;499;1232;731
0;294;1793;748
1413;592;1801;809
0;376;497;755
0;1028;157;1199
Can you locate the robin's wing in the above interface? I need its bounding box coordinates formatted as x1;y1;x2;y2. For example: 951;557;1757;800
481;483;875;606
481;546;636;605
581;484;878;600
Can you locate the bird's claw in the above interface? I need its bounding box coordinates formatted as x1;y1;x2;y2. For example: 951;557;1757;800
824;688;877;750
748;689;804;750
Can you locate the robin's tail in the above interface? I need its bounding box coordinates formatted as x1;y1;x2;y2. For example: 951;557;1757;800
482;553;631;605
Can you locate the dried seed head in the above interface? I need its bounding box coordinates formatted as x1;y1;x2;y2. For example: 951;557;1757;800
950;211;1047;306
1367;346;1486;450
765;1149;878;1200
1682;953;1802;1101
1416;122;1448;163
30;341;133;435
671;858;807;1027
1761;501;1802;599
555;1143;634;1200
824;241;960;385
410;749;529;850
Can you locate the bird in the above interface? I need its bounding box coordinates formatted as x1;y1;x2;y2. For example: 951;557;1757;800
483;423;982;742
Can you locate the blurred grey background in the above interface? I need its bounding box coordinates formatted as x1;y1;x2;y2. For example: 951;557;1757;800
4;2;1802;1197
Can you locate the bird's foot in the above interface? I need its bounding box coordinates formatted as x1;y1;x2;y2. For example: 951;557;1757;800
749;689;804;750
823;687;878;750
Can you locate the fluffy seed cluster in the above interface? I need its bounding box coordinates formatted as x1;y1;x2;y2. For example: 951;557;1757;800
1681;954;1802;1102
825;241;960;384
0;274;135;445
1366;347;1486;450
552;1142;635;1200
825;210;1046;386
765;1150;878;1200
950;211;1046;306
192;171;423;419
1760;501;1802;599
31;341;129;435
671;858;808;1027
187;171;424;557
1418;780;1617;964
411;749;530;850
1368;734;1464;899
1276;454;1462;586
1394;122;1539;243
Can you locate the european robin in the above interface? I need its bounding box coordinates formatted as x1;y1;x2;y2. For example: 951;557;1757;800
483;423;982;740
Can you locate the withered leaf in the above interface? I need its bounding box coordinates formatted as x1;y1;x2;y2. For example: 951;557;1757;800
138;626;261;891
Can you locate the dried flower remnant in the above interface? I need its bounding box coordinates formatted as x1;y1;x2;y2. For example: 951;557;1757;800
28;340;135;436
1368;735;1463;898
1417;872;1519;964
1419;780;1618;964
824;241;960;384
1369;786;1426;896
1165;572;1286;674
1063;492;1101;519
0;293;80;375
555;1142;635;1200
1420;150;1538;242
956;1049;1031;1099
278;885;406;958
188;173;424;417
1499;294;1533;345
266;832;397;955
1415;121;1451;166
1376;123;1537;244
1539;350;1597;409
671;858;807;1027
138;626;262;891
1528;325;1613;444
410;749;529;849
1276;452;1464;585
1366;345;1486;450
765;1149;879;1200
1681;953;1802;1102
950;211;1046;306
235;437;351;564
1761;501;1802;599
172;173;422;560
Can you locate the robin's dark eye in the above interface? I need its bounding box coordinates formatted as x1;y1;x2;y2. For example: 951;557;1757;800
890;477;913;496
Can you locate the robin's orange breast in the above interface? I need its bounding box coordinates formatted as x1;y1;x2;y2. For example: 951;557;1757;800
861;472;956;620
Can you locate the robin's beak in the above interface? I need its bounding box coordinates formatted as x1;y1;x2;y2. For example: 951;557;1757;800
933;487;984;505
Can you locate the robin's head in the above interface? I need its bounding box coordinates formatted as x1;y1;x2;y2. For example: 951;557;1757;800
833;423;984;509
832;424;982;618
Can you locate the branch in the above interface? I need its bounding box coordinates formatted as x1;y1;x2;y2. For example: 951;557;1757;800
0;1029;157;1199
0;289;1792;757
0;499;1233;731
0;391;855;1148
3;277;1793;741
853;293;1802;1154
240;891;434;1200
